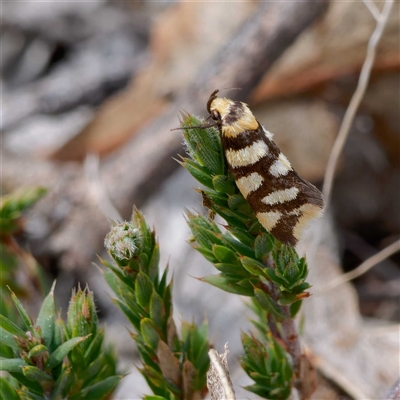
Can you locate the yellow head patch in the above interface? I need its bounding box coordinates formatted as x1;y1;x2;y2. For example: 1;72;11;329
209;97;258;137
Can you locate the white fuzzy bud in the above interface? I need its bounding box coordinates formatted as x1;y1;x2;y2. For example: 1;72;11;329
104;222;141;260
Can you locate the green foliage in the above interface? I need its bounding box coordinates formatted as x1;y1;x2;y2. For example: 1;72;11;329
241;332;292;399
180;115;310;305
0;188;49;311
179;113;225;177
0;284;121;400
267;245;311;308
0;188;47;236
0;112;315;400
179;114;312;398
0;188;49;361
102;209;210;400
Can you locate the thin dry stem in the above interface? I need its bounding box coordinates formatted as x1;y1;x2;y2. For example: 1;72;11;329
321;0;394;208
308;0;394;274
281;311;302;374
363;0;381;21
317;239;400;293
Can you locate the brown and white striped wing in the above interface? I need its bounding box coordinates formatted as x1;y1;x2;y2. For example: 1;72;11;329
222;125;324;246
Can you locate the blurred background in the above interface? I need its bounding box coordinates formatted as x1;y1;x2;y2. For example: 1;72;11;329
2;1;399;398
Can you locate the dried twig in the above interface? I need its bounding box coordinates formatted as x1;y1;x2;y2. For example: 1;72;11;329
322;0;394;207
207;344;236;400
321;0;394;207
363;0;381;21
309;0;394;274
317;239;400;293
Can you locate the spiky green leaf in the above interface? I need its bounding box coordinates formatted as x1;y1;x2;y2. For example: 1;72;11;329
69;375;122;400
240;257;267;277
36;282;56;349
199;275;254;296
212;175;235;195
0;358;29;373
140;319;160;349
212;245;240;265
135;272;154;310
253;289;285;319
0;377;20;400
9;289;34;333
254;233;274;261
150;292;164;330
180;158;214;189
21;366;52;383
47;336;90;369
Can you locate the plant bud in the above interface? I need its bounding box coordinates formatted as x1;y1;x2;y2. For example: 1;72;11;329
104;222;142;261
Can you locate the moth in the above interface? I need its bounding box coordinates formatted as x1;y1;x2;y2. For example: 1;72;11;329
206;89;324;247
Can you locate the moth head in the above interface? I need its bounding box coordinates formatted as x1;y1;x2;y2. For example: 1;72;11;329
207;89;223;126
207;89;258;137
207;90;235;124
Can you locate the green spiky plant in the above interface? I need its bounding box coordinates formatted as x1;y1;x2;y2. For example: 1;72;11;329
0;284;121;400
0;188;49;300
1;110;315;400
177;113;314;398
0;189;121;400
102;210;210;400
1;186;211;400
1;187;49;329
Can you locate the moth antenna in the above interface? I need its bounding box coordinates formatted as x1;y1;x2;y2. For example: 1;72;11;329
170;122;217;132
221;87;242;93
207;89;220;113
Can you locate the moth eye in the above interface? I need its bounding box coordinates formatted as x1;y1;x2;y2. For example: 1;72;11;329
211;110;220;121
